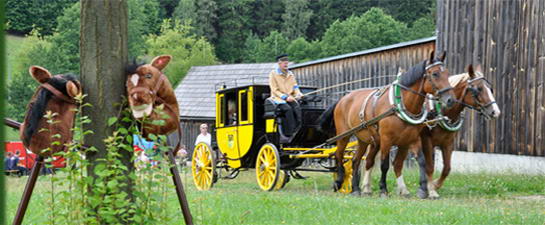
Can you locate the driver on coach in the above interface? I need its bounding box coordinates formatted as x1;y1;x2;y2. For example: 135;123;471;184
269;54;303;137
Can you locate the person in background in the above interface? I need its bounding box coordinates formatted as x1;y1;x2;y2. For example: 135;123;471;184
195;123;212;146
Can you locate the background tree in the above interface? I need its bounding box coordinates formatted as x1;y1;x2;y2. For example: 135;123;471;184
146;20;217;86
281;0;313;40
408;15;436;40
320;8;408;58
215;0;254;63
172;0;197;25
249;0;284;37
5;0;78;35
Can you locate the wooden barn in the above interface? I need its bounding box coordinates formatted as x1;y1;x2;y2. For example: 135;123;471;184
174;63;275;154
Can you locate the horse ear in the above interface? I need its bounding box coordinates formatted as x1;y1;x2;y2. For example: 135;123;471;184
151;55;172;71
66;81;81;98
439;51;446;61
467;64;475;78
29;66;52;83
475;64;483;73
429;50;435;63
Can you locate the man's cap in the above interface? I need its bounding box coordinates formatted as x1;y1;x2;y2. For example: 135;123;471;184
276;54;289;62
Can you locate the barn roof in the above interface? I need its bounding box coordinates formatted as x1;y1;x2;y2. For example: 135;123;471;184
290;36;436;69
174;63;276;119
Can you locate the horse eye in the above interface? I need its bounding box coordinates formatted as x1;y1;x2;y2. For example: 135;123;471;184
432;72;439;77
145;74;152;79
478;87;483;92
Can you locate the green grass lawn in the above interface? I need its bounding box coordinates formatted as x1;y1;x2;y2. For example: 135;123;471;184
4;126;20;141
6;34;27;81
6;167;545;224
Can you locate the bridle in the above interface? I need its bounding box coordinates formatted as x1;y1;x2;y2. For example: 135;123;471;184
453;72;496;119
40;75;78;105
396;60;452;102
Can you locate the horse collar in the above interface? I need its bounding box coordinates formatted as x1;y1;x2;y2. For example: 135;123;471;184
389;78;429;125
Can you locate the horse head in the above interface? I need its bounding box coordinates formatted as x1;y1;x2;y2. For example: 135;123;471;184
126;55;180;136
20;66;82;156
463;64;501;119
422;51;455;108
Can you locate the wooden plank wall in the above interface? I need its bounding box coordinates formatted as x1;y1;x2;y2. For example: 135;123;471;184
436;0;545;156
176;119;214;156
292;42;436;107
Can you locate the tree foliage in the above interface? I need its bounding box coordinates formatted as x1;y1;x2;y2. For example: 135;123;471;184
320;8;409;58
5;0;78;35
282;0;313;40
145;20;217;86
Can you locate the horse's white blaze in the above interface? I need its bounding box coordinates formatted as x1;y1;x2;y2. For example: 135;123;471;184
131;74;139;86
362;167;373;193
485;86;501;117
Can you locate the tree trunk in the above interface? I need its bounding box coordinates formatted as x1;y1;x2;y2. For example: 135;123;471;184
80;0;133;211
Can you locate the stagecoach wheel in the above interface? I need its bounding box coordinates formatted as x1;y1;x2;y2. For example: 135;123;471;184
332;155;353;194
256;143;281;191
274;170;289;190
191;142;216;191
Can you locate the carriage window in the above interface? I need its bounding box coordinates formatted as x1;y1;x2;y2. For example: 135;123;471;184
239;91;248;122
224;93;237;126
218;95;225;126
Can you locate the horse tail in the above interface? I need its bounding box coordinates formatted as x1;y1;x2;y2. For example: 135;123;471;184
318;100;339;136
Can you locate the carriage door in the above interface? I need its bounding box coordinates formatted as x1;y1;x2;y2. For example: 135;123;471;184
236;88;254;163
216;92;242;168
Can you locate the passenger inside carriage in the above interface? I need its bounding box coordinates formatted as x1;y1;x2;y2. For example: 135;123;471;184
268;54;303;139
227;98;237;125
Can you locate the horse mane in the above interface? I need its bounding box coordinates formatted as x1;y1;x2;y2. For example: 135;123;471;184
448;73;470;87
23;74;78;146
126;59;145;75
398;60;427;86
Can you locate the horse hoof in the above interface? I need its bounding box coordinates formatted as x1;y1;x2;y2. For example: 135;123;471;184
401;193;411;198
362;192;372;197
351;191;361;197
332;182;341;192
417;189;429;199
428;195;440;200
379;192;389;198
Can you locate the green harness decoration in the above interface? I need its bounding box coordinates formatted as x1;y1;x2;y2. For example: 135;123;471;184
389;78;429;125
435;101;464;131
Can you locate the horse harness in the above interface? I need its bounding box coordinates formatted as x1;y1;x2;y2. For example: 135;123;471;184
429;73;496;131
40;75;78;105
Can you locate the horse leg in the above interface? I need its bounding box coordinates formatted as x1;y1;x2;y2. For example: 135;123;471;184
13;156;44;225
393;147;410;197
333;137;350;191
433;144;453;190
416;149;429;199
350;140;368;196
360;144;377;195
421;135;439;199
378;143;392;198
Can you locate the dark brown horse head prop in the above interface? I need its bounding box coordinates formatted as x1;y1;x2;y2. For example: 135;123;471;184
464;64;501;118
126;55;180;136
20;66;82;157
422;51;455;108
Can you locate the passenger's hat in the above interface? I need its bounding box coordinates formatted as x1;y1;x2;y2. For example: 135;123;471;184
276;54;289;62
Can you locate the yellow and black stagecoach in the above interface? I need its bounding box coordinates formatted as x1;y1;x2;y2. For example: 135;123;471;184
191;84;360;192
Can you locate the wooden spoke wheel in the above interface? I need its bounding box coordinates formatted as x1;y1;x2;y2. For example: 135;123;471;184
192;142;216;190
274;170;289;190
255;143;280;191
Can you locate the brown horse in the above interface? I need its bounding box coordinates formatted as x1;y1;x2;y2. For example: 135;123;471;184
411;64;501;199
319;51;455;196
20;66;82;157
126;55;180;137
